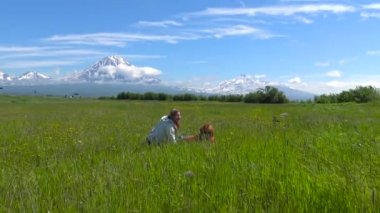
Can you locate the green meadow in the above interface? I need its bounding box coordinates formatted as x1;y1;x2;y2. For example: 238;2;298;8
0;95;379;212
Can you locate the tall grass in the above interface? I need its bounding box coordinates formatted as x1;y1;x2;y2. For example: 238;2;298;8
0;96;379;212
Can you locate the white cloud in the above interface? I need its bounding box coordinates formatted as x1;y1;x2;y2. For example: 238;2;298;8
294;16;313;24
324;79;380;90
361;3;380;19
0;46;107;59
362;3;380;10
191;4;356;17
326;70;342;77
315;61;330;67
203;25;258;38
42;25;281;47
360;12;380;19
348;75;380;87
136;66;161;76
0;60;78;69
254;74;266;79
46;34;128;46
338;57;356;65
200;25;281;39
136;20;183;28
288;76;302;84
326;80;348;88
0;46;52;53
366;50;380;55
289;75;380;94
123;54;166;60
99;64;161;80
163;75;221;89
45;33;200;46
0;47;163;62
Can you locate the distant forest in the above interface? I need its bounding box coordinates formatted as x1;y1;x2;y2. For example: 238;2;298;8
100;85;380;104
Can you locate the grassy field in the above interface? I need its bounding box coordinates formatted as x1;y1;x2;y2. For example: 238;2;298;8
0;95;379;212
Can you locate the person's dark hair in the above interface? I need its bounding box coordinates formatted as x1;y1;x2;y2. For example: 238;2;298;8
168;108;179;119
168;108;180;129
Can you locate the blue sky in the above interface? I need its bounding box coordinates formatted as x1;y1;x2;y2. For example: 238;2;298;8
1;0;380;94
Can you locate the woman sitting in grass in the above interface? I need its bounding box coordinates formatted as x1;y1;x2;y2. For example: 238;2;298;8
146;108;182;145
146;109;214;145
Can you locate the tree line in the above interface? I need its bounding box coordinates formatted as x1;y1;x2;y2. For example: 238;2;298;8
314;86;380;103
100;85;380;104
100;86;289;104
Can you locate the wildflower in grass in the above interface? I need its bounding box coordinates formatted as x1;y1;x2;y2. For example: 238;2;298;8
184;170;194;178
272;116;280;123
145;162;151;170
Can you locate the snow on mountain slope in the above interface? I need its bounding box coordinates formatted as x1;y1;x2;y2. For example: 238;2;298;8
69;55;161;84
198;74;315;100
18;71;50;80
205;74;268;94
0;71;12;81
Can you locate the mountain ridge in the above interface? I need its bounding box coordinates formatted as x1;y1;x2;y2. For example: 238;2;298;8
188;74;315;100
18;71;51;81
1;57;315;100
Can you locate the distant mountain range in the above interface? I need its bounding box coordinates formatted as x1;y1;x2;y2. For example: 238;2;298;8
203;74;268;94
187;74;315;100
1;71;50;82
0;56;315;100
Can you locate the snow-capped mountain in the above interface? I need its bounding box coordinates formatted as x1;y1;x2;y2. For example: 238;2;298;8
198;74;315;100
18;71;50;81
0;71;12;81
205;74;268;94
69;55;161;84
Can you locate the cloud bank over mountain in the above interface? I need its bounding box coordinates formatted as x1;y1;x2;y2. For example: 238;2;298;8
0;56;162;84
66;56;161;84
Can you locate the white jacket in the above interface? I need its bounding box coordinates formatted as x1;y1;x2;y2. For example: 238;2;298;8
147;116;178;144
